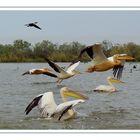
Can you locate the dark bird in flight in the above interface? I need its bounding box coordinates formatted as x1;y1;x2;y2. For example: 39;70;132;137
133;65;137;69
25;22;42;30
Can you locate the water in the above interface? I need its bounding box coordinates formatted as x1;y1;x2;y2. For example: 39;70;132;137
0;62;140;129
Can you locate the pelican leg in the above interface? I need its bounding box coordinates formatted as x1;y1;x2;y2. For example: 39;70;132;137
58;79;63;84
56;79;63;83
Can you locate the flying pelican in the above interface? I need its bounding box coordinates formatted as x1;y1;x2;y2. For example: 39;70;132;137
76;43;134;79
25;87;88;121
94;76;124;93
44;58;81;83
22;68;57;78
94;76;124;92
25;22;42;30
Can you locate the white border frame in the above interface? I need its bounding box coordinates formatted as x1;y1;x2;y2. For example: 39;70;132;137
1;7;140;10
0;6;140;134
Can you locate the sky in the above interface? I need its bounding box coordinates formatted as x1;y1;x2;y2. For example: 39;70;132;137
1;10;140;45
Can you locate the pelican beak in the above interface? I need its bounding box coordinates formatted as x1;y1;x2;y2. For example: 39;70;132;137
63;88;88;100
117;55;135;61
22;71;30;76
110;78;124;84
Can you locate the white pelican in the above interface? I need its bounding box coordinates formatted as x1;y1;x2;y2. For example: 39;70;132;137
25;87;88;121
94;76;124;93
77;43;134;79
44;58;81;83
22;68;57;78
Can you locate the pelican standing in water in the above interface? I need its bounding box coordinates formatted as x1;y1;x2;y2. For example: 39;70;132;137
76;43;134;79
94;76;124;93
25;87;88;121
44;58;81;83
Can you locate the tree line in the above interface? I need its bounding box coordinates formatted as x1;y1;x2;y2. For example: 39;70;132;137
0;39;139;62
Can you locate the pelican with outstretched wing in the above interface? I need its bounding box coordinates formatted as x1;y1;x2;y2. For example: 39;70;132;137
25;87;88;121
22;68;57;78
94;76;124;93
77;43;134;79
45;58;81;83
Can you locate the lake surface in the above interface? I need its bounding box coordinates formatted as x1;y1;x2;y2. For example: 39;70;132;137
0;62;140;130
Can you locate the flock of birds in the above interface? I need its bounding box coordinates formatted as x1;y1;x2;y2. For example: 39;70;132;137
23;22;135;121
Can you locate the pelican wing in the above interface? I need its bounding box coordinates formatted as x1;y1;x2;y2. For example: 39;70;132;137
53;99;85;120
45;58;67;74
108;55;126;79
79;45;94;59
92;43;108;63
113;65;124;79
38;92;57;117
33;24;42;30
42;71;58;78
25;94;43;115
66;61;80;74
58;105;73;120
25;92;57;117
79;43;108;64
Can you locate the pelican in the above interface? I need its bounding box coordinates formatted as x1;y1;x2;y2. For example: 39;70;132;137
94;76;124;93
44;58;81;83
22;68;57;78
25;22;42;30
25;87;88;121
77;43;134;79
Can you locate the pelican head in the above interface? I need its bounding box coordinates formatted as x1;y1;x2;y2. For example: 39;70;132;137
60;87;88;100
22;71;30;75
22;69;35;75
86;66;94;73
24;24;28;26
107;76;124;84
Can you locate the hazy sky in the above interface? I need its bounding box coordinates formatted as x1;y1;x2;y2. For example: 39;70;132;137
1;10;140;45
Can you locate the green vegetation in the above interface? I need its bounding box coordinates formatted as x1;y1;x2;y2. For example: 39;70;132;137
0;39;139;62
